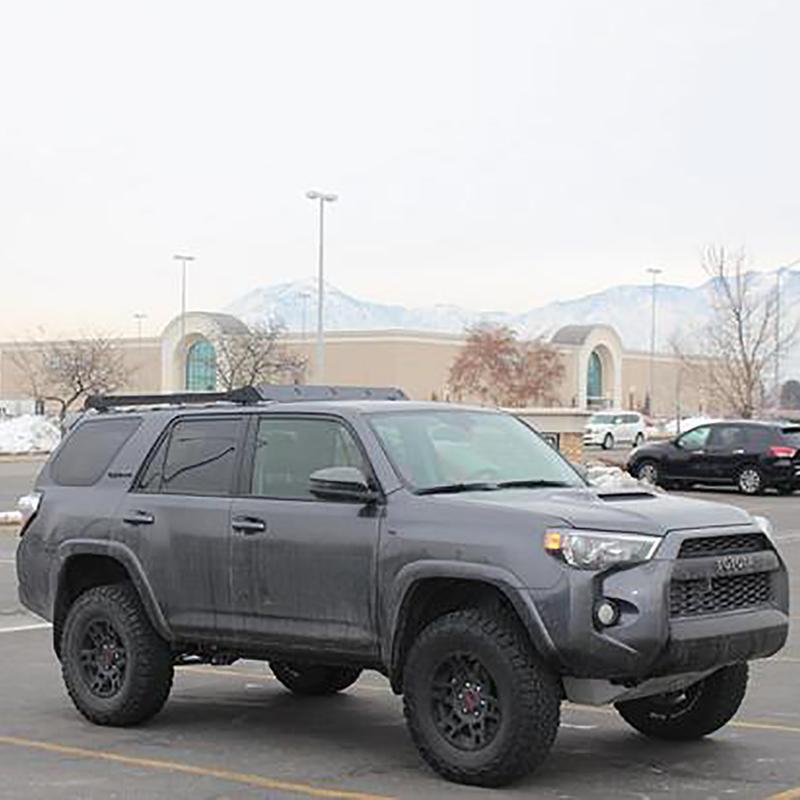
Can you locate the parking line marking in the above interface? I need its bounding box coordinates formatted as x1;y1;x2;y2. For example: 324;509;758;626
0;622;51;634
0;736;394;800
180;665;390;693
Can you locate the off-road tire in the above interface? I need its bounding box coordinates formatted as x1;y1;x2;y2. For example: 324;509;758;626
61;582;173;726
402;608;561;787
737;466;764;495
615;663;748;741
270;662;361;695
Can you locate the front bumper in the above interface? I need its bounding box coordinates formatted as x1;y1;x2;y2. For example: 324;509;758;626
532;526;790;682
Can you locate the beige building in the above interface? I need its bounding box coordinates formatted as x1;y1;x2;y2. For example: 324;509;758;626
0;313;709;419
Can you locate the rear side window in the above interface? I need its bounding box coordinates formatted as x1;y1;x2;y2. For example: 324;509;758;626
50;418;141;486
780;428;800;449
148;417;241;496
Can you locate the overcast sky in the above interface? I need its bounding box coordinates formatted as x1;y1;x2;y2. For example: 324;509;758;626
1;0;799;339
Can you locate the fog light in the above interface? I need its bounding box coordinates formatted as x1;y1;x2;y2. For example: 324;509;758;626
595;599;620;627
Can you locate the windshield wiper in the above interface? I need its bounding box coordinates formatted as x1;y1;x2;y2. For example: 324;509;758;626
415;482;499;496
495;479;572;489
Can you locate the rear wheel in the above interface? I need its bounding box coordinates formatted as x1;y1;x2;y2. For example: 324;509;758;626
633;433;645;448
270;661;361;695
737;466;763;495
61;583;173;726
402;608;561;787
615;664;748;741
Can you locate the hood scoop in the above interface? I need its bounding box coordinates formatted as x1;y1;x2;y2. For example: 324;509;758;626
596;490;657;502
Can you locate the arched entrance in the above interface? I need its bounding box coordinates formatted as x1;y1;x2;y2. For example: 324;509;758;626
587;350;603;405
185;339;217;391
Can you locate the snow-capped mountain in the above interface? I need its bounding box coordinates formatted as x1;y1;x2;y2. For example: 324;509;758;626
226;270;800;377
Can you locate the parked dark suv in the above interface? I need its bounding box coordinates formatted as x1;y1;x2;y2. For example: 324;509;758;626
16;387;790;787
627;420;800;495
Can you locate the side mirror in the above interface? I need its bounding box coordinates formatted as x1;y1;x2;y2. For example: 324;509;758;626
309;466;379;503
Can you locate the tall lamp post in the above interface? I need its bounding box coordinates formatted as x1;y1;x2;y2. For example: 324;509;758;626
173;254;195;338
133;313;147;345
646;267;663;415
775;257;800;407
306;190;338;382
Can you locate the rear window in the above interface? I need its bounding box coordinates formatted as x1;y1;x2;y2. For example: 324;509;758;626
140;416;242;496
50;418;141;486
781;428;800;448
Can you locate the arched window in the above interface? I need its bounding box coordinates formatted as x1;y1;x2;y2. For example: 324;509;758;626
587;350;603;404
185;339;217;391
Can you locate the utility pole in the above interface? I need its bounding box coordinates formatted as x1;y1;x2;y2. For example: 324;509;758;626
646;267;663;416
173;255;195;382
305;191;338;382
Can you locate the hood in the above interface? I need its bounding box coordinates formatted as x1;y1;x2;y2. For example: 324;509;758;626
439;487;753;537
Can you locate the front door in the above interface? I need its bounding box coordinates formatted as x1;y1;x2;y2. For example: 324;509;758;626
229;415;382;658
662;425;713;482
114;415;246;639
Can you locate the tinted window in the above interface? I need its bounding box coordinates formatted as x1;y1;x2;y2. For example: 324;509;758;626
251;417;367;500
709;425;746;449
51;418;141;486
780;428;800;449
137;433;169;493
677;426;711;451
160;417;241;496
743;426;776;450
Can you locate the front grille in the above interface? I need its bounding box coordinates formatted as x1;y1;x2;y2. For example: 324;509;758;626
669;572;773;618
678;533;769;559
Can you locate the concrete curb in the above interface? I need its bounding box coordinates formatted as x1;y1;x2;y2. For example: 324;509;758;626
0;511;22;525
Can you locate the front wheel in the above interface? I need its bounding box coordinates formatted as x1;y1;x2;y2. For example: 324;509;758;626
633;433;645;448
635;459;660;486
602;433;614;450
61;583;174;726
615;663;748;741
270;661;361;695
402;608;561;787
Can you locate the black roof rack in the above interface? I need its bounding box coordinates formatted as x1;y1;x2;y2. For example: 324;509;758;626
85;386;261;411
85;385;407;412
254;385;408;402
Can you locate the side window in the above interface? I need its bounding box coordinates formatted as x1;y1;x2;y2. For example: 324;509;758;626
677;426;711;452
158;417;241;496
51;418;141;486
250;417;367;500
137;433;169;493
708;425;744;449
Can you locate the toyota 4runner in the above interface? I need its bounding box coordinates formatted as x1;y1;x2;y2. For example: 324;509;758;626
16;386;790;787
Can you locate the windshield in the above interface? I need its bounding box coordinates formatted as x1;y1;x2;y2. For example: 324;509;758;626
368;409;584;493
590;414;615;424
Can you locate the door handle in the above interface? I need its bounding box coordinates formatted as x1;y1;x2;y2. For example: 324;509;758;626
123;510;155;526
732;449;745;455
232;516;267;534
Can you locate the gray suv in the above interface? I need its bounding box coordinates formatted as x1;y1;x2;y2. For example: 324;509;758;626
16;386;790;787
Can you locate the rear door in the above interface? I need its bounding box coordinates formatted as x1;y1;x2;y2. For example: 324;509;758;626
704;424;748;482
229;414;382;658
114;414;246;639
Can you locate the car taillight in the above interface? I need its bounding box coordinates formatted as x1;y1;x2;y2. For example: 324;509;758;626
17;492;42;535
769;446;797;459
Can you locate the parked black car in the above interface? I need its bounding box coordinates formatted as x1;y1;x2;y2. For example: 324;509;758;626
627;420;800;494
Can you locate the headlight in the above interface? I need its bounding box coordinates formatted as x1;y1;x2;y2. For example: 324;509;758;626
752;515;775;542
544;528;661;570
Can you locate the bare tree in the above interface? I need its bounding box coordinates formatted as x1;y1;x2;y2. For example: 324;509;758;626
211;321;306;390
11;335;133;424
448;323;564;407
675;246;798;418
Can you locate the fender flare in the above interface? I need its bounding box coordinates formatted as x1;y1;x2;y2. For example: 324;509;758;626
51;539;173;642
384;560;558;680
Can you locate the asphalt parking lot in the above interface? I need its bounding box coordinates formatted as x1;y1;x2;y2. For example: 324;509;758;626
1;461;798;799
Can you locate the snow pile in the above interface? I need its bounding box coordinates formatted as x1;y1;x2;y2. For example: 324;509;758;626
0;414;61;454
586;463;653;491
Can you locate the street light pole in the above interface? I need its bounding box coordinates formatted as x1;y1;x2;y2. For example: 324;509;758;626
306;190;338;383
775;258;800;406
646;267;663;415
133;313;147;345
173;253;195;344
